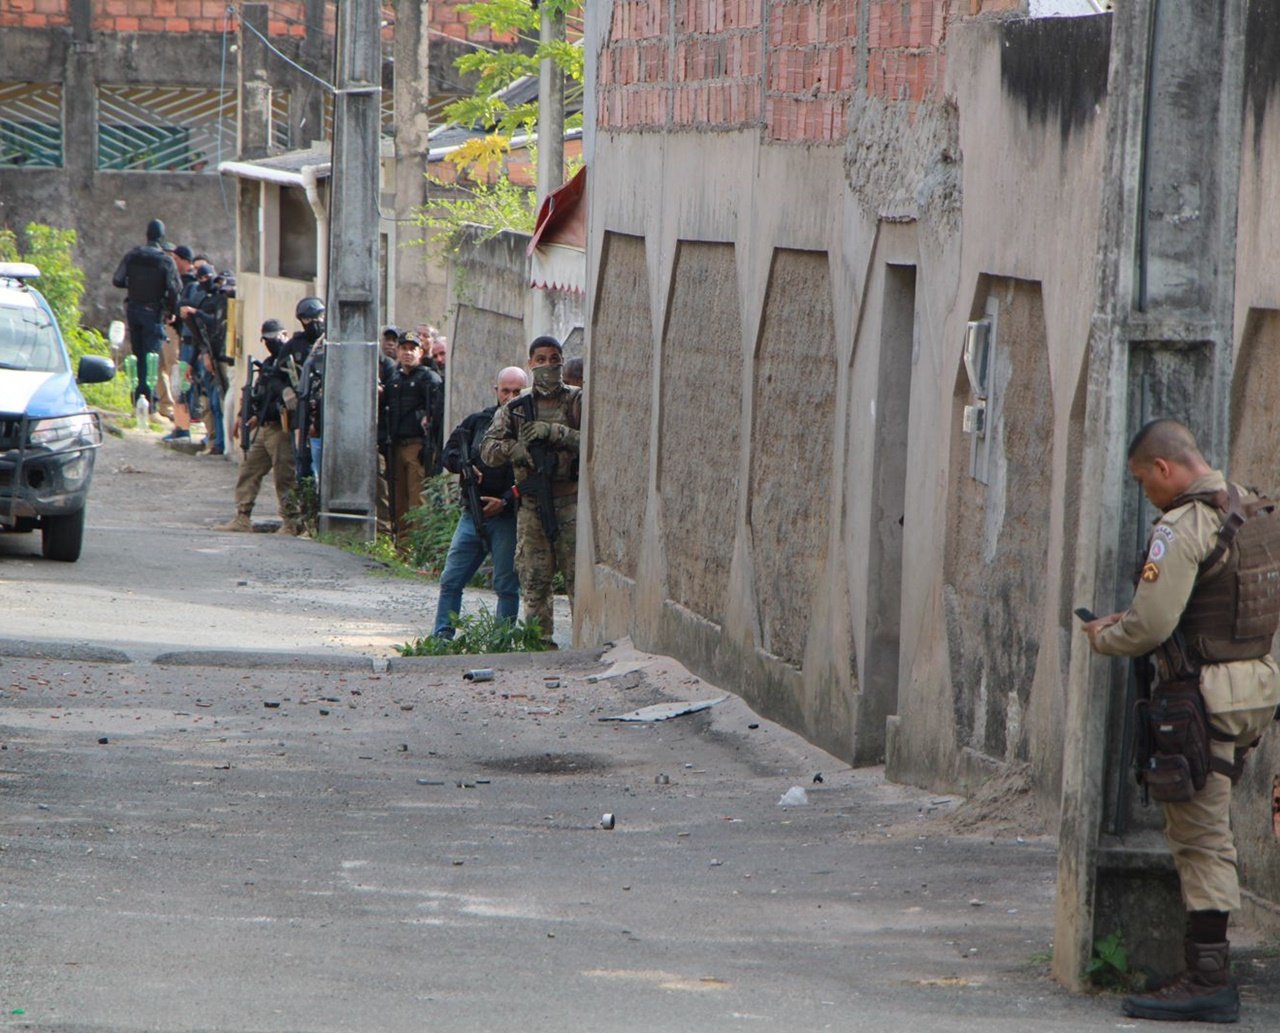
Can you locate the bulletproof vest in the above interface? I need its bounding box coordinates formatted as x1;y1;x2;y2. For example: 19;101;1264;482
525;386;581;482
1171;485;1280;663
124;247;172;306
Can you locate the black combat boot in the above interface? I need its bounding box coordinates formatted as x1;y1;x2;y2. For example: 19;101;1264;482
1122;940;1239;1023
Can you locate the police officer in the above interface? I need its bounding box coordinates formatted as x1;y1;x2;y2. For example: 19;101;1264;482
180;263;229;456
1085;418;1280;1024
480;335;581;648
290;297;326;481
432;366;528;638
111;218;181;407
381;333;443;541
213;317;306;535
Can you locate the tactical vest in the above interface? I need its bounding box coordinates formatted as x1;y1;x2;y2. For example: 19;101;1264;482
510;386;581;485
1169;484;1280;664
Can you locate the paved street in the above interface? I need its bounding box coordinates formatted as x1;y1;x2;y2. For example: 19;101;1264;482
1;429;1279;1031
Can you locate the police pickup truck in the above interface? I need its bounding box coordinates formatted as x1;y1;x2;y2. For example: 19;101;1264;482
0;262;115;561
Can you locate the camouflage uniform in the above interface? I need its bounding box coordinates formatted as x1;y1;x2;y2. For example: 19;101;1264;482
480;385;581;643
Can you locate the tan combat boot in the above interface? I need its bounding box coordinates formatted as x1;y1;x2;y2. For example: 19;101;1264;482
1122;940;1239;1023
276;521;301;536
214;512;252;533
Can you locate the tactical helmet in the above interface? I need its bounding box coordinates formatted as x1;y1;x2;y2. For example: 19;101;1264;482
195;263;215;280
146;218;165;243
295;296;326;322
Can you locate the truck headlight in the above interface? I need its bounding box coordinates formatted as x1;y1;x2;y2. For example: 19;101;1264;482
28;413;100;451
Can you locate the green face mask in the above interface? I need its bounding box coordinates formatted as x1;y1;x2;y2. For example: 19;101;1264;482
532;363;563;396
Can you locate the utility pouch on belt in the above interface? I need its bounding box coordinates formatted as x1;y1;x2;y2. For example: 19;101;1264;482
1133;681;1210;804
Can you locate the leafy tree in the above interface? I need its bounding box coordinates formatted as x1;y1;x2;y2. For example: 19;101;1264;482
443;0;585;137
0;224;130;411
413;0;584;254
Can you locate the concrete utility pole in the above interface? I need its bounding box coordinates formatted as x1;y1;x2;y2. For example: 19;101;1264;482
238;4;271;161
536;3;566;207
528;1;566;337
392;0;432;327
319;0;382;539
1054;0;1247;990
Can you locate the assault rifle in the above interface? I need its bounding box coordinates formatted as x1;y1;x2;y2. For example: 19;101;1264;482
512;394;559;565
458;434;490;547
183;311;229;395
238;359;262;454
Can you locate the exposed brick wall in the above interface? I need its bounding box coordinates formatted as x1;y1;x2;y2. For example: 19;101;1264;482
599;0;955;144
0;0;498;42
867;0;947;106
765;0;855;142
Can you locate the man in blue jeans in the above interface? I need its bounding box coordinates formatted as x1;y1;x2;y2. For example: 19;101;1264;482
432;366;528;638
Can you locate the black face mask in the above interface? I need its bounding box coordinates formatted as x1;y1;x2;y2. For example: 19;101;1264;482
303;319;325;344
264;335;283;357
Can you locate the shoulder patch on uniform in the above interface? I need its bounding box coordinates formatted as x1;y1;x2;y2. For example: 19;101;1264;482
1141;561;1161;583
1148;538;1167;562
1154;524;1175;543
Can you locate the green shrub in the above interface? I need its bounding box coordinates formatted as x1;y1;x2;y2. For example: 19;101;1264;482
397;605;547;656
1087;932;1138;991
402;474;463;576
0;223;131;412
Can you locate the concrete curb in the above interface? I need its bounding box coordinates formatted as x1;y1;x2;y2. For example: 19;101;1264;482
0;638;132;664
0;638;610;675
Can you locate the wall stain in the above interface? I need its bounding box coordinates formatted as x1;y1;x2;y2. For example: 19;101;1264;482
1246;0;1280;155
999;16;1110;144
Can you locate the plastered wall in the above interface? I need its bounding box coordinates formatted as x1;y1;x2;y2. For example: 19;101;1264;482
579;7;1109;794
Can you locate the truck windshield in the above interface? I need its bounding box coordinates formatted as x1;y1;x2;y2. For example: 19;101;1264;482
0;301;68;374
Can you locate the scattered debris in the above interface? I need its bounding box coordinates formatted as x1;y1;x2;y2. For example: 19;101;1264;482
600;813;615;830
463;668;494;682
598;697;728;723
586;659;653;683
812;773;824;784
655;773;670;785
778;786;809;807
543;677;561;689
263;700;281;709
96;737;109;745
748;723;760;730
416;779;445;786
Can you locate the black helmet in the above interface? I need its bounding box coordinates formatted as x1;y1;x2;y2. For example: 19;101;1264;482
146;218;165;243
295;296;326;321
195;263;215;280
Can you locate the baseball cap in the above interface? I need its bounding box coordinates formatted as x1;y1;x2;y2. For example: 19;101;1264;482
261;318;285;336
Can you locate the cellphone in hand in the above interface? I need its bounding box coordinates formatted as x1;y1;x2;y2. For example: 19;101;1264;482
1074;607;1098;623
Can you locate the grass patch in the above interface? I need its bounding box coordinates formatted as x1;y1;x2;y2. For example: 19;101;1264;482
397;606;547;656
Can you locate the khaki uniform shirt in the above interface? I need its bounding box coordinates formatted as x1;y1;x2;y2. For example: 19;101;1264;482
1094;470;1280;714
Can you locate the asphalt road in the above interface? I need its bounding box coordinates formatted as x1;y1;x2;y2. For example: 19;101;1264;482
2;429;1279;1031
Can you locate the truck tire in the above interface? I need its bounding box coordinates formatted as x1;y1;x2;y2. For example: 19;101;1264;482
41;507;85;562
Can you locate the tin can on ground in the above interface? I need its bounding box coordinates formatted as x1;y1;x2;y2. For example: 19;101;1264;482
600;813;615;829
463;668;494;682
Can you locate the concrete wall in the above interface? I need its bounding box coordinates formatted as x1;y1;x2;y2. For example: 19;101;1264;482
446;229;533;431
0;0;505;333
1226;8;1280;917
579;5;1111;798
0;24;242;328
